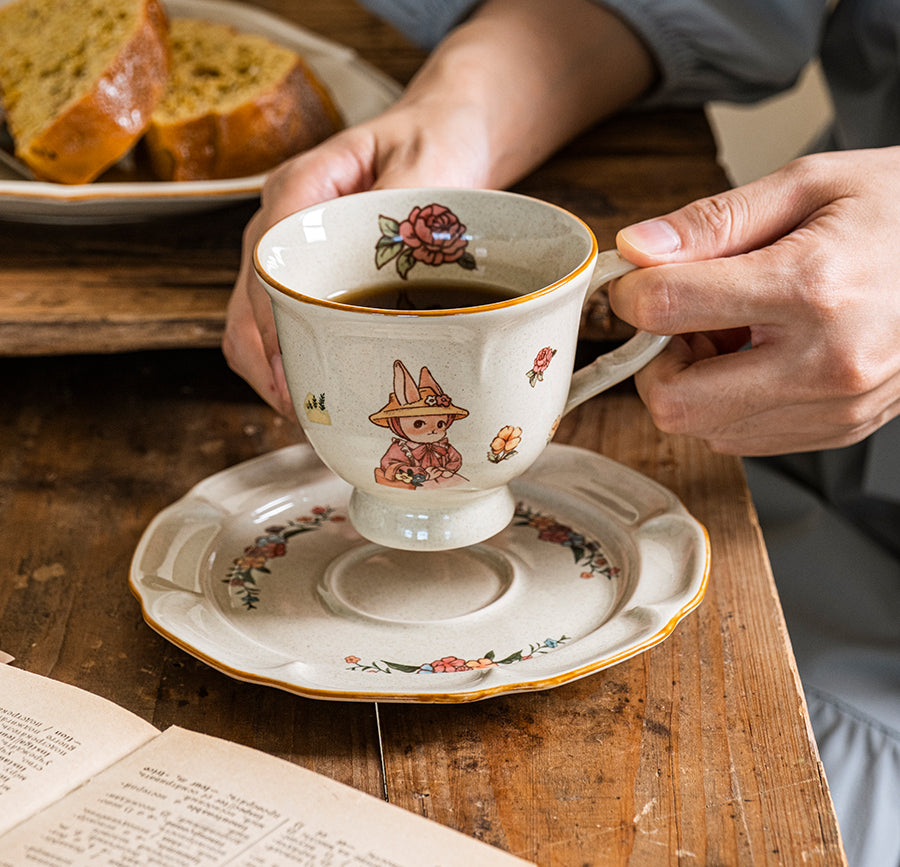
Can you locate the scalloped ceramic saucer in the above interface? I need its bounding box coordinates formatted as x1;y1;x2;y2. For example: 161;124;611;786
129;443;709;703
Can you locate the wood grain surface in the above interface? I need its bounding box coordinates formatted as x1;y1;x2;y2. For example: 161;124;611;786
0;348;846;865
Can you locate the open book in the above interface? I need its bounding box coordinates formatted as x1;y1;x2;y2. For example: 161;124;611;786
0;664;530;866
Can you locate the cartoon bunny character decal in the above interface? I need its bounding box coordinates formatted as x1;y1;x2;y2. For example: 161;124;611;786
369;360;469;489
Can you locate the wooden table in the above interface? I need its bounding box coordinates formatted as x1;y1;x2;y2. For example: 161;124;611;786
0;2;846;864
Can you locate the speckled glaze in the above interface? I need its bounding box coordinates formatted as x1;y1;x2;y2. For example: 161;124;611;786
255;188;669;550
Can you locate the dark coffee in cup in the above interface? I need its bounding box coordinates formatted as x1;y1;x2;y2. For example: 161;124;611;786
331;279;521;311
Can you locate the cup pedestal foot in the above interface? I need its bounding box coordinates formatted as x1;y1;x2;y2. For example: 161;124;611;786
348;486;516;551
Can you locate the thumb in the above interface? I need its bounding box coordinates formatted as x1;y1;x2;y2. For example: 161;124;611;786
615;164;821;266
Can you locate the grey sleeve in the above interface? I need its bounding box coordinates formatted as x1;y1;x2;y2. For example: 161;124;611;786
599;0;828;105
356;0;482;49
358;0;828;106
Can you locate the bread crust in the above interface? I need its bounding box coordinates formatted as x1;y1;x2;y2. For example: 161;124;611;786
144;55;343;182
17;0;169;184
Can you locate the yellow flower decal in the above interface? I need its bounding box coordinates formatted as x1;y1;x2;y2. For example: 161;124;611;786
488;425;522;462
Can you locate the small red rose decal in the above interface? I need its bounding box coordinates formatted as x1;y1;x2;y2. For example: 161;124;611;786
526;346;557;386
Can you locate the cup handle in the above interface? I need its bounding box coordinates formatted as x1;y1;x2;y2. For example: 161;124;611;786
563;250;671;416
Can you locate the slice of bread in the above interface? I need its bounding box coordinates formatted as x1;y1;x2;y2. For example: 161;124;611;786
0;0;169;184
143;18;344;181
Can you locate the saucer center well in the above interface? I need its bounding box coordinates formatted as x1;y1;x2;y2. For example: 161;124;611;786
320;543;515;624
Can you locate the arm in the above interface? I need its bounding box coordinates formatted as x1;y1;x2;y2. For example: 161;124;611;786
223;0;656;417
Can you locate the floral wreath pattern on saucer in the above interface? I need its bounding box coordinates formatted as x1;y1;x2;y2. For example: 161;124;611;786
514;504;621;580
344;636;569;675
224;502;617;611
225;507;345;609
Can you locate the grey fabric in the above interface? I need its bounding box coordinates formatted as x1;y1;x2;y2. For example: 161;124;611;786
604;0;900;149
806;687;900;867
592;0;826;106
356;0;481;49
807;687;900;867
761;419;900;559
745;455;900;867
822;0;900;149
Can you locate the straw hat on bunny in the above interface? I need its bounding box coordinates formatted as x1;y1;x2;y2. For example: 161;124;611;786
369;360;469;427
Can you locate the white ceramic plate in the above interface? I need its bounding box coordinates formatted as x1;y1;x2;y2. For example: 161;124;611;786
130;443;710;703
0;0;401;224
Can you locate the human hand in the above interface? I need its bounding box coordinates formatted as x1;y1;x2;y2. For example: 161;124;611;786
222;0;655;417
611;147;900;455
222;110;491;418
223;131;365;420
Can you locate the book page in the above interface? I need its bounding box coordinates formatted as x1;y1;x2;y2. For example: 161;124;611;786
0;664;159;836
0;726;531;866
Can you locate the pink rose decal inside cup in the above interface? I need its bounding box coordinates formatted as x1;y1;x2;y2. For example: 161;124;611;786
376;203;477;279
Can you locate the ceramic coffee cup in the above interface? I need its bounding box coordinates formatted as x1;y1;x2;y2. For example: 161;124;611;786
255;188;669;551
